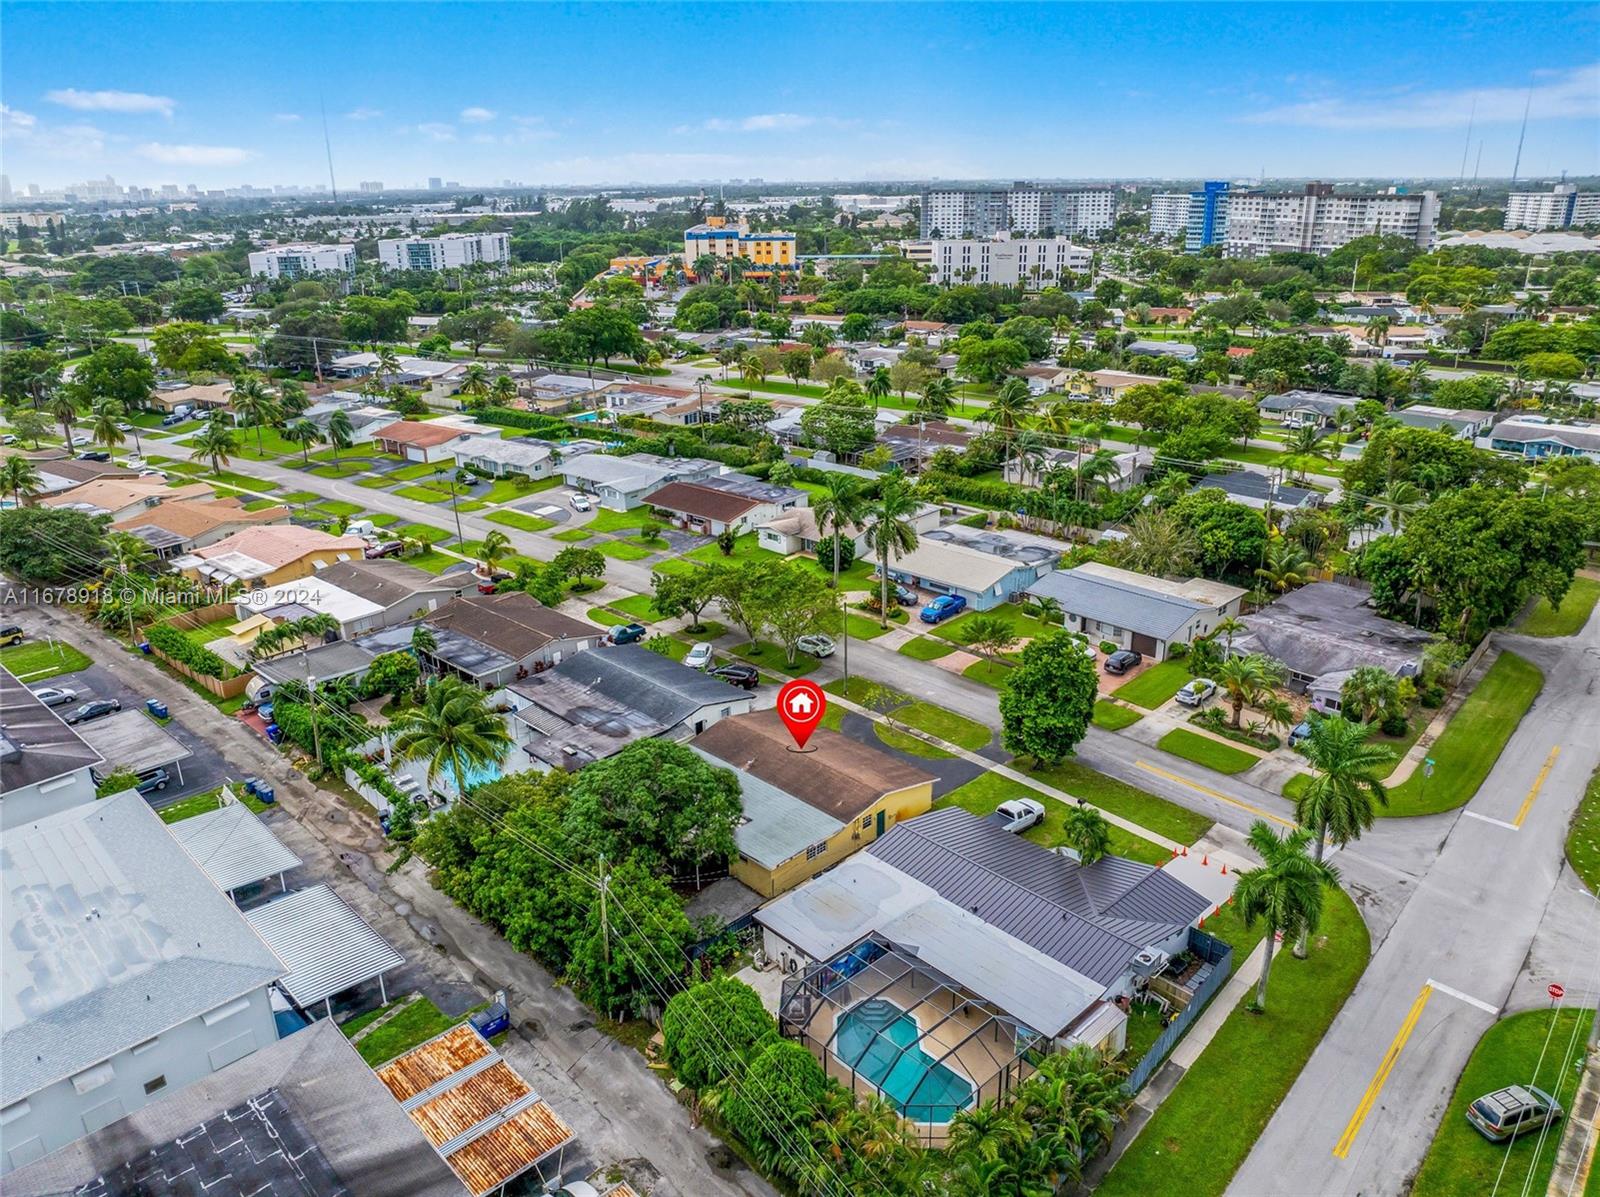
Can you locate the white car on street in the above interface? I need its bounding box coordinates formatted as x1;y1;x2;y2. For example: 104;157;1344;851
797;634;837;658
1176;678;1218;707
684;642;714;670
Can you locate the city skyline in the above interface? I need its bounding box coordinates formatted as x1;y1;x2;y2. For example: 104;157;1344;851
2;2;1598;191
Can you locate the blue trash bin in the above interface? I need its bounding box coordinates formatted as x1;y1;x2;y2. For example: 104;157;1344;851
145;698;168;719
253;782;276;804
264;724;282;745
137;642;152;655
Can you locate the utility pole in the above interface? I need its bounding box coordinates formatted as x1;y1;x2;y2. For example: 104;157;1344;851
303;661;323;763
598;854;610;965
1457;99;1476;186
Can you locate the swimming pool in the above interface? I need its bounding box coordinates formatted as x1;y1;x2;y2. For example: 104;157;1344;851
453;758;503;792
834;1000;974;1123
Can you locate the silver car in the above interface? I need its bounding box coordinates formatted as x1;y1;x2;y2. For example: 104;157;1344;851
30;686;79;708
797;634;836;658
683;642;714;670
1176;678;1217;707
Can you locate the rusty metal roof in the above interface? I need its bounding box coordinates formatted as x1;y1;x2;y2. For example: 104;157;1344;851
376;1024;490;1102
445;1101;573;1196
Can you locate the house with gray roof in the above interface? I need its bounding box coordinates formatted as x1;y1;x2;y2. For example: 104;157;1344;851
1026;562;1246;660
1226;580;1432;694
1258;388;1362;429
0;668;103;830
505;644;752;770
558;452;724;510
1126;339;1199;360
1480;415;1600;463
1390;404;1489;440
451;434;557;479
1;791;285;1174
1189;469;1323;512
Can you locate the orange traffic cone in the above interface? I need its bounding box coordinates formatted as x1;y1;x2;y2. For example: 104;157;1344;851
1221;862;1228;875
1202;854;1209;866
1181;846;1188;857
1197;915;1205;928
1171;845;1179;857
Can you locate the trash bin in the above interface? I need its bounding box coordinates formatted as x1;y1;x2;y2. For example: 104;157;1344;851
137;642;152;655
252;782;276;804
264;724;282;745
145;698;168;719
470;1001;510;1039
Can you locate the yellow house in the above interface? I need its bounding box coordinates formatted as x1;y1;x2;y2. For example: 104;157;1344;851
174;525;369;588
692;711;936;899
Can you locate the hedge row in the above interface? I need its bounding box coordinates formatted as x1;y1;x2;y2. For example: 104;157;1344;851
147;623;232;680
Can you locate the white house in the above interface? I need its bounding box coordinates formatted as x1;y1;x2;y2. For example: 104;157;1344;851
643;475;808;537
558;452;723;511
1025;562;1247;659
452;435;556;479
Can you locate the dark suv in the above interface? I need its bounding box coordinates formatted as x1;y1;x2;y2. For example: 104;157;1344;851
1103;649;1143;675
710;663;760;690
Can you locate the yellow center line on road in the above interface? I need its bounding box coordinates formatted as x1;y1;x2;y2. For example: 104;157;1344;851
1134;760;1296;828
1513;746;1561;828
1333;984;1434;1160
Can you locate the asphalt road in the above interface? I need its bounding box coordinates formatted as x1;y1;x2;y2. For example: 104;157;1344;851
1228;626;1600;1197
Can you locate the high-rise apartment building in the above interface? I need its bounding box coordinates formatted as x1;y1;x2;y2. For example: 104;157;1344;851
683;216;797;271
358;180;385;193
246;243;357;279
1149;193;1191;237
907;233;1092;288
1219;184;1439;258
377;231;511;271
1504;184;1600;231
1185;181;1232;250
919;182;1115;239
427;177;443;190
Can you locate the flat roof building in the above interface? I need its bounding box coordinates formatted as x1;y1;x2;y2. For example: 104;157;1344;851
0;668;103;829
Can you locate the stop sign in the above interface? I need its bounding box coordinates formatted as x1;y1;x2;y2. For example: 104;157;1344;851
1549;983;1565;1001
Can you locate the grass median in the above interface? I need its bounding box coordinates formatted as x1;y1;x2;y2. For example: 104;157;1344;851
1566;766;1600;893
1098;885;1369;1197
1382;651;1544;816
1518;575;1600;637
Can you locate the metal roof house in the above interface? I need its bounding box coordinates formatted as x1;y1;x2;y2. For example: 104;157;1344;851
1025;562;1246;660
0;792;285;1174
760;808;1211;1144
4;1020;467;1197
242;884;405;1020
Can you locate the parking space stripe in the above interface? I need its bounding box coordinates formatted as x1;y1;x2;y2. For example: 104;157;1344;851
1333;984;1433;1160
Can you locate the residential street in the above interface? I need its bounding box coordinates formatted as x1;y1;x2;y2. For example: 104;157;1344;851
1228;624;1600;1196
9;599;775;1197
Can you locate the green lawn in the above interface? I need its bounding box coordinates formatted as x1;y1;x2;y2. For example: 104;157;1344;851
889;701;993;751
733;641;819;676
314;499;365;518
552;528;593;543
178;614;239;649
392;484;453;504
931;604;1053;646
1020;758;1215;845
842;614;891;640
1282;772;1313;801
1566;766;1600;893
601;594;662;622
484;509;556;533
0;641;93;681
935;772;1171;866
1113;659;1195;709
1093;700;1144;730
685;532;770;566
391;522;449;543
823;676;912;710
242;497;283;512
963;657;1017;689
369;512;400;526
1158;728;1262;775
874;725;955;759
1098;886;1370;1197
647;635;691;662
1412;1007;1594;1197
388;461;447;481
341;995;488;1067
184;468;276;494
355;473;400;489
310;460;372;479
1382;652;1544;817
583;507;655;534
157;787;270;823
898;636;957;661
1519;575;1600;637
405;549;464;575
480;475;561;503
597;540;654;560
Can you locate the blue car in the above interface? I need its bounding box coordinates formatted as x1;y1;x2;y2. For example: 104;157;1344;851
919;594;967;624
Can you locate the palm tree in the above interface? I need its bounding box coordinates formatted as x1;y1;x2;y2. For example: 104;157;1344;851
459;362;490;401
1364;315;1390;348
1104;507;1198;578
48;390;78;449
392;675;514;799
1294;715;1393;868
865;367;891;412
410;623;438;672
1234;821;1338;1002
1210;614;1246;656
0;455;42;507
1254;539;1315;594
478;529;512;576
1281;424;1331;482
1073;448;1122;503
489;373;518;406
231;373;280;455
1340;665;1398;724
284;419;321;464
1368;480;1422;533
90;398;127;452
325;408;354;468
1029;594;1063;626
915;375;956;420
863;477;920;629
1062;805;1112;865
192;413;238;475
375;346;402;380
947;1101;1027;1164
101;531;157;641
1214;651;1286;729
277;379;309;419
812;473;867;589
982;377;1036;462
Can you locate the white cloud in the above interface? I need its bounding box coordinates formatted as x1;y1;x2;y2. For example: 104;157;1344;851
345;106;383;120
273;112;302;122
471;132;498;145
137;142;255;166
1243;62;1600;130
45;88;175;117
416;122;457;142
460;106;496;123
1;103;37;133
694;112;817;133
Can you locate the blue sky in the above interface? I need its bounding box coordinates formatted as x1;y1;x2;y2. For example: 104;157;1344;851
3;3;1596;189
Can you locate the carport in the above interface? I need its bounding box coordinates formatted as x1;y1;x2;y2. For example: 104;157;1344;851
168;795;302;900
75;709;192;786
243;883;405;1019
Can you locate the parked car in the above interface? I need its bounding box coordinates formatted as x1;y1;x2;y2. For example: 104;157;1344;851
0;623;24;646
1288;720;1313;749
684;641;714;670
160;411;188;427
133;768;171;795
0;434;16;446
1073;638;1097;659
608;623;647;645
569;492;593;512
710;663;759;690
919;594;967;624
797;633;836;658
364;540;404;559
64;698;121;725
77;449;111;462
1176;678;1217;707
29;686;78;708
1103;649;1143;675
990;798;1046;834
892;583;917;606
123;455;147;471
1466;1085;1563;1143
66;434;90;448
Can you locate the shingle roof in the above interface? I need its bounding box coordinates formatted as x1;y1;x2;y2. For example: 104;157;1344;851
112;496;289;540
1027;562;1244;641
867;807;1211;985
452;435;553;469
193;525;367;568
425;592;597;661
1;791;285;1105
318;558;464;608
643;480;764;522
376;419;471;448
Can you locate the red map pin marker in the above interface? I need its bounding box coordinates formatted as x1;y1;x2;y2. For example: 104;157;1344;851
776;679;826;750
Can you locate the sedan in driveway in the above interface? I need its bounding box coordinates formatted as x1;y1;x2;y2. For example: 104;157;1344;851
1175;678;1217;707
990;798;1045;834
29;686;79;708
64;698;121;725
1103;649;1143;675
684;641;714;670
710;663;759;690
797;634;836;658
569;492;593;512
919;594;967;624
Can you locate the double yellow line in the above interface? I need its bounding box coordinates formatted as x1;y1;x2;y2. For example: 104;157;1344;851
1333;984;1434;1159
1513;747;1561;828
1135;761;1295;828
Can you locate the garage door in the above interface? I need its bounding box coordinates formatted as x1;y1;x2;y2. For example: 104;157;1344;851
1131;632;1160;656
